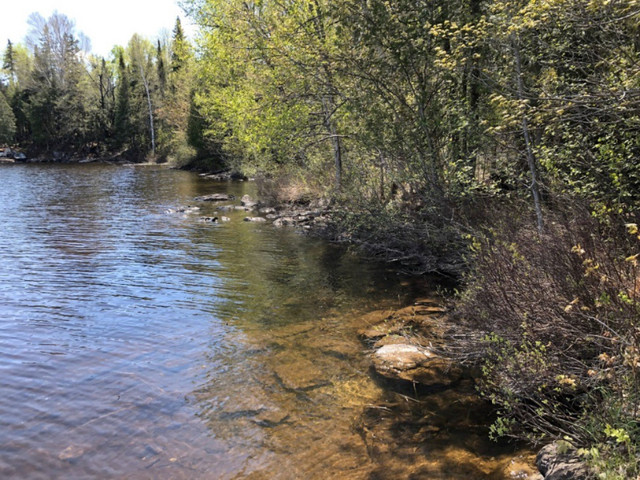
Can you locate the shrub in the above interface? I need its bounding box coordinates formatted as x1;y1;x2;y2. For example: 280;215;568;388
454;202;640;474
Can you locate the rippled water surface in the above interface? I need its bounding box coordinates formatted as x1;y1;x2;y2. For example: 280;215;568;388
0;164;531;479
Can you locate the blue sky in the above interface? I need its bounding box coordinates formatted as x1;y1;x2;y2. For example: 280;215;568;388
2;0;196;57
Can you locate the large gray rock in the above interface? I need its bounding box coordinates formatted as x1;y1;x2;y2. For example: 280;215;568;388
273;216;296;227
195;193;235;202
372;344;463;386
166;205;200;214
536;443;589;479
0;148;25;161
241;194;258;208
374;344;430;370
244;216;267;223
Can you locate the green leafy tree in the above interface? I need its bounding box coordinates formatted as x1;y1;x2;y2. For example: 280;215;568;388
0;90;16;144
188;0;351;186
122;34;163;158
2;42;32;143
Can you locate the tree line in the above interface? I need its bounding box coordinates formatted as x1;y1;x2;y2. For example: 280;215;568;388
183;0;640;218
2;2;638;218
0;12;213;164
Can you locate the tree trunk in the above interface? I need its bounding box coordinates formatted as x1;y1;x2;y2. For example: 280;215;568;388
512;35;544;234
311;0;343;191
322;95;342;190
140;65;155;157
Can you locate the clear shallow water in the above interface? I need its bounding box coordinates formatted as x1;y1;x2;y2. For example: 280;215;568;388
0;164;531;479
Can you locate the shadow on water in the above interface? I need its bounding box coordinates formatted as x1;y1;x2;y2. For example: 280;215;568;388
0;164;535;479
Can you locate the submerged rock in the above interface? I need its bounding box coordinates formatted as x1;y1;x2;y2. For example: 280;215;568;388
358;321;403;344
272;357;330;392
252;409;290;428
500;455;543;480
180;205;200;213
244;216;267;223
59;444;87;460
201;172;231;181
199;216;219;223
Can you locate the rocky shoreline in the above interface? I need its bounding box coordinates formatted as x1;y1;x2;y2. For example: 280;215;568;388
352;300;540;479
0;147;167;164
186;185;334;232
173;176;590;480
352;300;590;479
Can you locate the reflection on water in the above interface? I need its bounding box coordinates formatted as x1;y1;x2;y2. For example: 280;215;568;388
0;164;530;479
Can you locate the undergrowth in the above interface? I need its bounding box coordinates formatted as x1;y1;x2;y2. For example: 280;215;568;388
454;203;640;478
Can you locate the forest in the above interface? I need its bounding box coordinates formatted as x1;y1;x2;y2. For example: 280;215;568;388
0;13;204;164
2;0;640;477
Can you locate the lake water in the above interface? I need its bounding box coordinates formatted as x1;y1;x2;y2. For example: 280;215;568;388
0;164;532;479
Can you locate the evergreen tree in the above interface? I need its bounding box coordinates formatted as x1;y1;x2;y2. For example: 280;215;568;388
113;50;131;149
156;40;167;95
170;17;187;74
157;17;195;164
86;56;116;149
2;40;16;86
26;13;91;151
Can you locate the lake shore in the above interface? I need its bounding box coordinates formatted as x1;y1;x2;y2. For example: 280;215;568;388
182;178;548;479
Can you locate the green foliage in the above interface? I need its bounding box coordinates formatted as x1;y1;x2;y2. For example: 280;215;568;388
487;0;640;213
0;91;16;144
2;40;16;84
113;49;131;150
156;17;198;165
187;0;354;183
